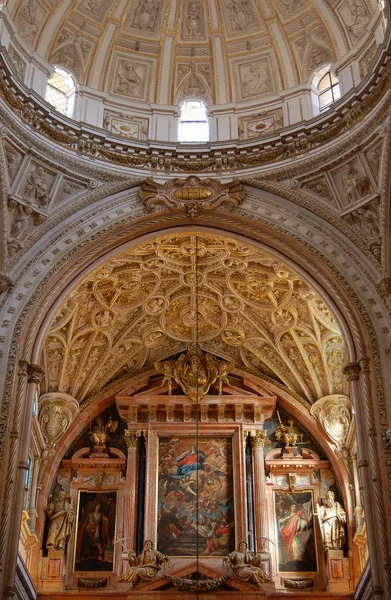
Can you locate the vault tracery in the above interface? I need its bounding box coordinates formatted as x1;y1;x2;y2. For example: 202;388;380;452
42;233;345;405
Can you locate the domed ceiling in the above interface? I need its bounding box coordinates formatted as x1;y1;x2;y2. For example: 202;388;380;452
41;233;345;408
13;0;378;105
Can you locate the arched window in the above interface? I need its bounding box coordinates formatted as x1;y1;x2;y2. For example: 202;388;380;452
45;67;75;117
178;100;209;142
311;65;340;114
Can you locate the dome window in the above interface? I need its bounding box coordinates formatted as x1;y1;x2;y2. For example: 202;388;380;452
312;65;340;114
178;100;209;142
45;67;75;117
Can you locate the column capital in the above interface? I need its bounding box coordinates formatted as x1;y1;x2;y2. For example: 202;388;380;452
343;361;361;381
27;363;45;384
249;429;267;448
124;429;144;448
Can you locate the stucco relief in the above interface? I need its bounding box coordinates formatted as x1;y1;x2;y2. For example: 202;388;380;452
122;0;164;37
273;0;307;21
344;199;380;241
15;0;47;47
175;63;212;103
8;46;26;81
4;143;24;183
359;42;377;78
235;57;275;101
331;160;372;208
221;0;263;37
310;395;351;451
55;179;88;204
110;57;151;101
38;393;79;446
180;0;207;41
365;143;382;178
300;177;336;205
293;27;335;79
103;110;149;140
338;0;371;45
50;28;94;82
238;109;284;140
77;0;112;22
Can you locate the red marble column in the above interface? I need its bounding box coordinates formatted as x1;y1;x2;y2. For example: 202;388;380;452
250;429;268;552
123;429;142;551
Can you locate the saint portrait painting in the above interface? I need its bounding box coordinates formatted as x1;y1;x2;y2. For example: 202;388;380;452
157;437;235;556
74;491;117;571
274;491;317;572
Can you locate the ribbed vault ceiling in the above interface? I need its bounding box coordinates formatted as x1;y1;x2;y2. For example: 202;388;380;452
12;0;379;105
41;233;346;406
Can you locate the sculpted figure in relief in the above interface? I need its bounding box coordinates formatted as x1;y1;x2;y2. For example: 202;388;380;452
16;0;39;45
24;166;48;207
346;0;369;43
116;61;141;96
89;416;118;450
241;63;271;97
275;414;299;448
341;164;371;204
316;491;346;551
46;489;75;551
120;540;169;589
10;201;33;238
223;541;271;588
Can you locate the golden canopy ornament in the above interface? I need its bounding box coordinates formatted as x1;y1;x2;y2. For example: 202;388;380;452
139;176;245;218
154;344;234;401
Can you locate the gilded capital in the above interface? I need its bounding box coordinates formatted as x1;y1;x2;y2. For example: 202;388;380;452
249;429;267;448
343;362;361;381
27;363;45;384
124;429;142;448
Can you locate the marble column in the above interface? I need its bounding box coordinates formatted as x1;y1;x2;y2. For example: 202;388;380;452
123;429;142;551
3;363;44;599
249;429;268;552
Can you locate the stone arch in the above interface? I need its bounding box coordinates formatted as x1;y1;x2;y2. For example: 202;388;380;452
0;190;390;595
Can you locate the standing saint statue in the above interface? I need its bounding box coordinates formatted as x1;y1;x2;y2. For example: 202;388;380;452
223;541;272;588
119;540;169;589
316;490;346;551
46;489;75;551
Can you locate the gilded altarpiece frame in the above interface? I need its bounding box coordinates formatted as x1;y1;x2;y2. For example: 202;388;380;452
142;423;248;555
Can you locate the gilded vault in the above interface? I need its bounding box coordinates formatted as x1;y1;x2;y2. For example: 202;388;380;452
42;233;345;406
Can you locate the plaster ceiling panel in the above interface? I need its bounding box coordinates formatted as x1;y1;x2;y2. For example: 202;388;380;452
42;234;346;407
12;0;379;105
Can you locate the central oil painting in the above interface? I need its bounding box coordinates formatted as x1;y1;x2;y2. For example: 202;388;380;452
157;436;235;556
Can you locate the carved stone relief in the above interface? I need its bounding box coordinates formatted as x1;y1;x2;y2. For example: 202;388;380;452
310;395;351;451
338;0;370;45
293;27;335;79
273;0;307;21
175;63;212;103
221;0;263;37
238;108;283;140
235;56;275;101
365;143;382;179
55;178;88;204
4;143;23;183
38;393;79;446
103;110;149;140
180;0;207;41
77;0;112;23
110;56;152;101
8;46;27;81
15;0;47;47
359;43;377;78
122;0;164;37
331;159;372;208
50;28;94;82
301;177;336;205
343;199;380;240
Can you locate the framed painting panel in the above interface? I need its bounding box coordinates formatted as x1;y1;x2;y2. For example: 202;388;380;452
74;490;117;572
274;490;317;573
157;436;235;556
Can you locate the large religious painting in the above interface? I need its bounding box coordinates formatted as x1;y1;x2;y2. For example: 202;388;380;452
74;491;117;572
274;491;317;572
157;437;234;556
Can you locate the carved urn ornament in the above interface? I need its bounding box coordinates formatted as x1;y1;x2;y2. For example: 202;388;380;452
139;176;245;217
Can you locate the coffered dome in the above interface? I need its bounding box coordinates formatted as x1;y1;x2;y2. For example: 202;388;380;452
12;0;383;107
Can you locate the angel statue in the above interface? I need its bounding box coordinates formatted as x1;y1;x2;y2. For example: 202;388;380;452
89;416;118;452
223;541;272;589
119;540;169;590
